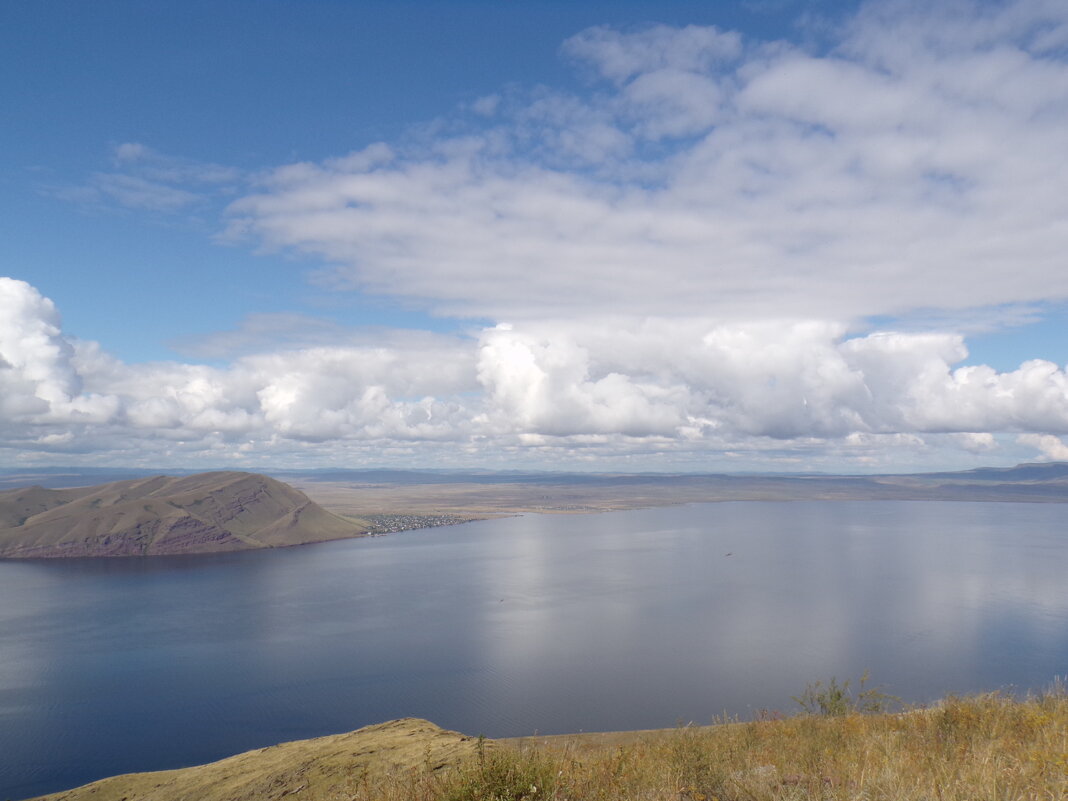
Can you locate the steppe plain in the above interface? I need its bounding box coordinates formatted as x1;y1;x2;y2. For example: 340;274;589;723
283;461;1068;522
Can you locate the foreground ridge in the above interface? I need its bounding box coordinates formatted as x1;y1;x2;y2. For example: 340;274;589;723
30;718;483;801
29;689;1068;801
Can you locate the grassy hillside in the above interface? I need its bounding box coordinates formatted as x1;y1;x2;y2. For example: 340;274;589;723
29;719;485;801
491;690;1068;801
0;472;370;558
30;687;1068;801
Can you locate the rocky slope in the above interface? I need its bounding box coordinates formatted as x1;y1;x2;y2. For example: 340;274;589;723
0;471;367;558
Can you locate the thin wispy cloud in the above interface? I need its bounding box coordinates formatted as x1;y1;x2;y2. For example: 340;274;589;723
170;313;474;361
53;142;239;214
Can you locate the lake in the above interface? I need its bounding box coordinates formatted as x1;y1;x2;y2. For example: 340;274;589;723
2;500;1067;799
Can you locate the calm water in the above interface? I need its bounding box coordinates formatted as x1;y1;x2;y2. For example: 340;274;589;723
2;501;1067;799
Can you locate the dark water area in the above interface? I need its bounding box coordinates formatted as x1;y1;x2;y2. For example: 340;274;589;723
2;500;1067;799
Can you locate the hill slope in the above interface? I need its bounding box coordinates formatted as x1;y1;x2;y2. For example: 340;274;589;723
30;719;484;801
0;471;367;558
28;691;1068;801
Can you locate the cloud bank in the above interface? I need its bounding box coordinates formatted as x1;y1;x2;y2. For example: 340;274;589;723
12;0;1068;469
5;276;1068;469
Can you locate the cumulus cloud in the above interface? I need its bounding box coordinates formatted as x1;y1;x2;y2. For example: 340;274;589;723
953;432;998;453
475;320;1068;445
5;277;1068;469
1017;434;1068;461
0;279;478;462
0;278;118;424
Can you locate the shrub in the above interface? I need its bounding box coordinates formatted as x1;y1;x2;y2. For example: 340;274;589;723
793;670;899;716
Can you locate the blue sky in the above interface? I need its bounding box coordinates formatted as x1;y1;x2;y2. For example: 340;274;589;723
6;0;853;362
3;0;1068;472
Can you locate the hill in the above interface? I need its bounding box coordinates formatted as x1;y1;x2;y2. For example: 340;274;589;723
0;471;367;558
28;689;1068;801
29;718;485;801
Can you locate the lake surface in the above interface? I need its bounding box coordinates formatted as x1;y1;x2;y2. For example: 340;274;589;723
2;500;1067;799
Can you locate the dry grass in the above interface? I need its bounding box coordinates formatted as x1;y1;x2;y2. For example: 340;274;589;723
31;719;488;801
31;688;1068;801
368;687;1068;801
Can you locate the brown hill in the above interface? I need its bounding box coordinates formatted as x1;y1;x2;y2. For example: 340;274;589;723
29;718;485;801
0;471;368;558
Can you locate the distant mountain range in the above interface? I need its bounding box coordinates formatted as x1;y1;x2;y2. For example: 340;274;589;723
6;461;1068;490
0;471;365;558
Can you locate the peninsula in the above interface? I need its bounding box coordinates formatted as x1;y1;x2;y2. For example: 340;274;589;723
0;471;366;558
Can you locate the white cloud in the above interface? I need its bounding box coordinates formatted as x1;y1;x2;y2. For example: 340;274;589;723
953;432;998;453
108;142;239;185
0;278;118;424
168;313;467;361
20;1;1068;469
85;172;203;212
470;94;501;117
55;142;240;214
227;0;1068;325
562;24;743;83
1017;434;1068;461
5;276;1068;469
475;324;688;437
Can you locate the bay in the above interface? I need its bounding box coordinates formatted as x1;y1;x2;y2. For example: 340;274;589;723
1;500;1067;799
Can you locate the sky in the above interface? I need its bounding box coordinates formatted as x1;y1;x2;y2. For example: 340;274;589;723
3;0;1068;474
